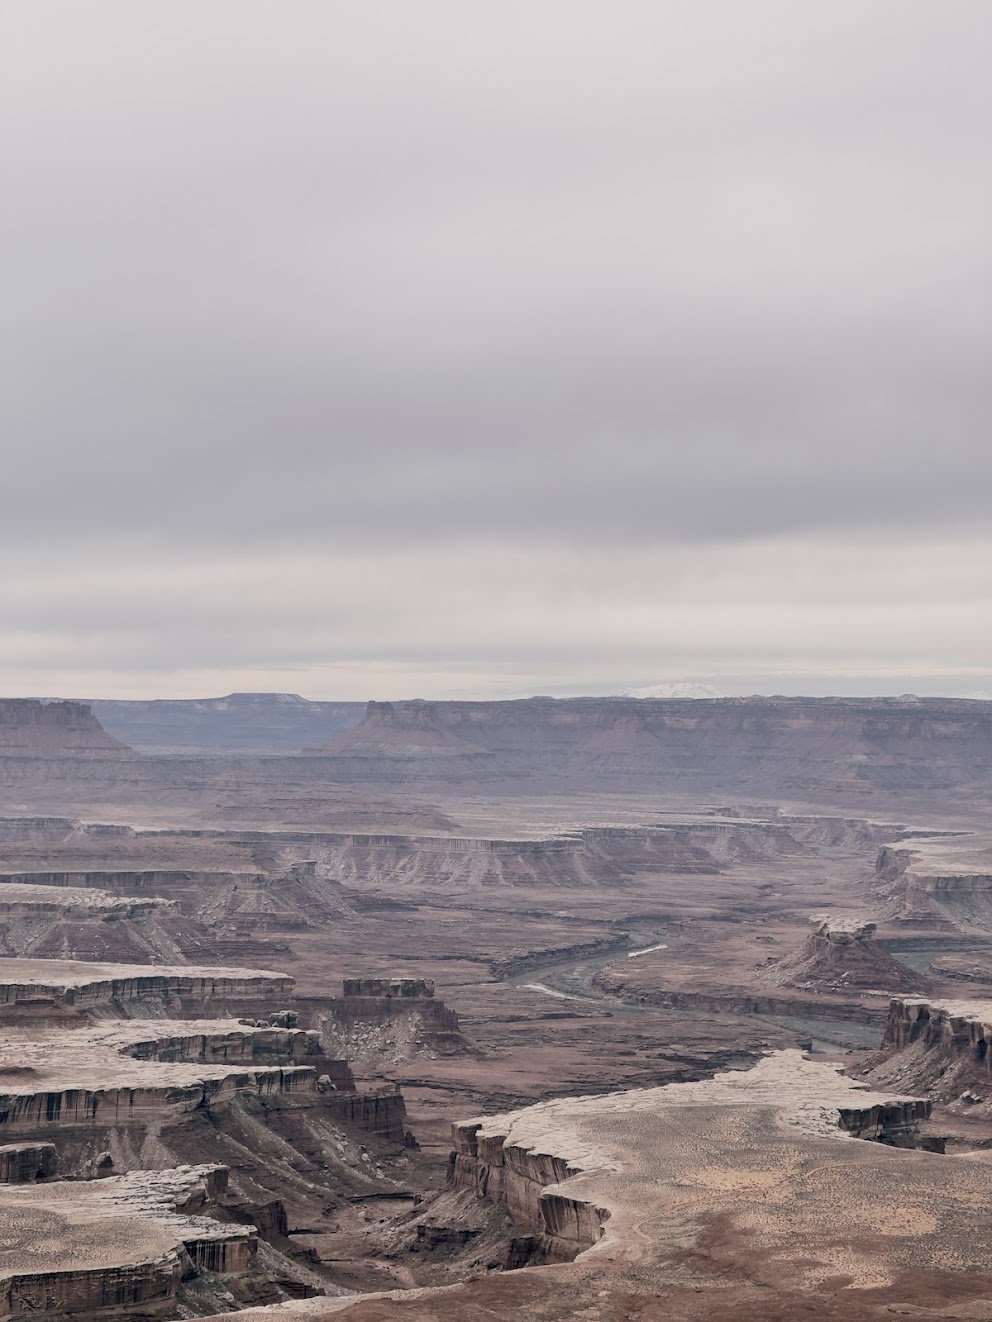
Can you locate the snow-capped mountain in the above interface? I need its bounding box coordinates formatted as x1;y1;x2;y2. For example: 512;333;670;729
620;682;723;699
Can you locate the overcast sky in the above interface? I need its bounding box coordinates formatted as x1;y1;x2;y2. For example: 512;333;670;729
2;2;990;700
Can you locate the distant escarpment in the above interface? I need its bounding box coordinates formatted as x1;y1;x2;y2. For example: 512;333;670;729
311;696;992;799
0;701;133;758
85;692;366;754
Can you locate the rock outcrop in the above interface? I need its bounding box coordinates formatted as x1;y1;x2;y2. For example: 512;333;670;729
449;1052;931;1266
321;978;474;1065
0;884;190;963
873;834;992;929
0;1163;263;1319
866;997;992;1105
0;1143;56;1184
0;957;293;1017
0;701;133;757
764;913;929;995
312;696;992;799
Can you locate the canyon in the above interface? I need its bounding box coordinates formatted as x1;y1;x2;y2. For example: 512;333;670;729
2;694;992;1319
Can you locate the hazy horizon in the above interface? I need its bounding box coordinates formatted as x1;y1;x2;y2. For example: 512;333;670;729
15;674;992;703
4;3;989;701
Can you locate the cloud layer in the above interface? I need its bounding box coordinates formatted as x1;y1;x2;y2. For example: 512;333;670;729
3;2;990;697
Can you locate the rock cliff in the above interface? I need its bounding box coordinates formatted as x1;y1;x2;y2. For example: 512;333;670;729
449;1052;931;1267
873;834;992;928
0;1163;266;1319
765;913;929;994
0;957;294;1018
867;997;992;1105
0;1017;342;1137
321;978;474;1065
0;701;133;757
313;695;992;799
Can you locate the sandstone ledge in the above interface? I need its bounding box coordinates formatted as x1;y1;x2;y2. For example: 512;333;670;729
0;1164;253;1319
0;1018;347;1135
0;884;176;920
0;957;293;1010
451;1052;931;1269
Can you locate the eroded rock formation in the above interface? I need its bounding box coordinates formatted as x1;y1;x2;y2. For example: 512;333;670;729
0;1163;265;1319
449;1052;931;1266
0;957;293;1017
313;696;992;800
873;834;992;928
867;997;992;1105
321;978;474;1065
764;913;928;994
0;701;133;758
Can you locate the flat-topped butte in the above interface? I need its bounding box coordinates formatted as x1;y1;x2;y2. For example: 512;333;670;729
0;1018;330;1131
0;957;292;1008
0;1164;254;1317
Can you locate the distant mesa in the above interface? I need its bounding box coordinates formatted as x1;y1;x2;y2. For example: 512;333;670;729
619;682;723;699
80;691;366;754
310;695;992;801
0;700;133;758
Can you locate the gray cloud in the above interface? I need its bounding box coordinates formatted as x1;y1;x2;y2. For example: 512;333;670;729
1;2;989;695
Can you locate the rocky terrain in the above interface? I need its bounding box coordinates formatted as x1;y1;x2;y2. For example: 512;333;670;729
314;695;992;803
765;914;929;994
0;700;132;758
3;695;992;1318
0;949;427;1316
189;1055;992;1321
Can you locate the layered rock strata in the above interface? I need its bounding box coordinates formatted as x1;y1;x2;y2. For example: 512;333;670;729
764;913;928;994
321;979;472;1065
0;701;132;758
0;1014;407;1153
873;835;992;928
0;885;175;921
0;1018;346;1135
0;957;293;1015
866;997;992;1103
0;1163;254;1319
312;695;992;798
0;1143;56;1183
450;1051;931;1266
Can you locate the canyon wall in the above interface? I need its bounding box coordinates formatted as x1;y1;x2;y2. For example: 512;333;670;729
449;1118;608;1263
312;696;992;799
867;997;992;1105
0;701;133;757
882;997;992;1061
873;837;992;928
